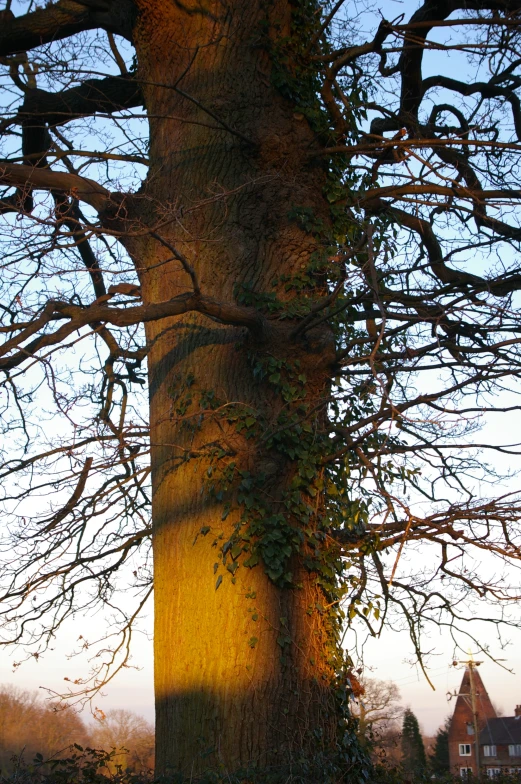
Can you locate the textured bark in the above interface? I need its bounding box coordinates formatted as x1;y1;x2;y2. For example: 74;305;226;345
130;0;340;774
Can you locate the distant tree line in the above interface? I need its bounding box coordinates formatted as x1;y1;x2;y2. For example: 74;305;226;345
0;686;154;775
0;679;454;780
352;678;452;778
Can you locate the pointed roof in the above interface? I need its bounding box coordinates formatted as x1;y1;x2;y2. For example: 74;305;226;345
449;666;497;738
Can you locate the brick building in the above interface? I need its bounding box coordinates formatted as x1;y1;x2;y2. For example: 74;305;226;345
448;664;521;778
448;665;497;777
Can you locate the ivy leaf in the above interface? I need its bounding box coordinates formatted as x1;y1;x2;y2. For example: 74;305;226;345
215;575;223;590
244;553;259;568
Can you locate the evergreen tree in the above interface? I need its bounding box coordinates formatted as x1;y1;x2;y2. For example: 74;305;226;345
401;708;427;775
430;717;451;776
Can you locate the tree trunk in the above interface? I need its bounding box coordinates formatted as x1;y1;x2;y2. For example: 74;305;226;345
132;0;343;775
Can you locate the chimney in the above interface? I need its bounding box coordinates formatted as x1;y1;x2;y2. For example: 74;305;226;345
515;705;521;717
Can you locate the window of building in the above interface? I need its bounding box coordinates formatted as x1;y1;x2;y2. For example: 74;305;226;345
459;744;472;756
510;745;521;757
484;746;497;757
486;769;501;778
460;768;473;779
467;723;475;735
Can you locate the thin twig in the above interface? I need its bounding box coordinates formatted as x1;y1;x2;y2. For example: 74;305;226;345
149;230;201;295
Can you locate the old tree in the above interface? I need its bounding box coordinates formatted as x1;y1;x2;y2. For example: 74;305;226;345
2;0;521;779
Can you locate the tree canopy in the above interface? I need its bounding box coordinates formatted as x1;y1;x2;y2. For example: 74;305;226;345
1;0;521;778
352;678;403;742
0;685;88;773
